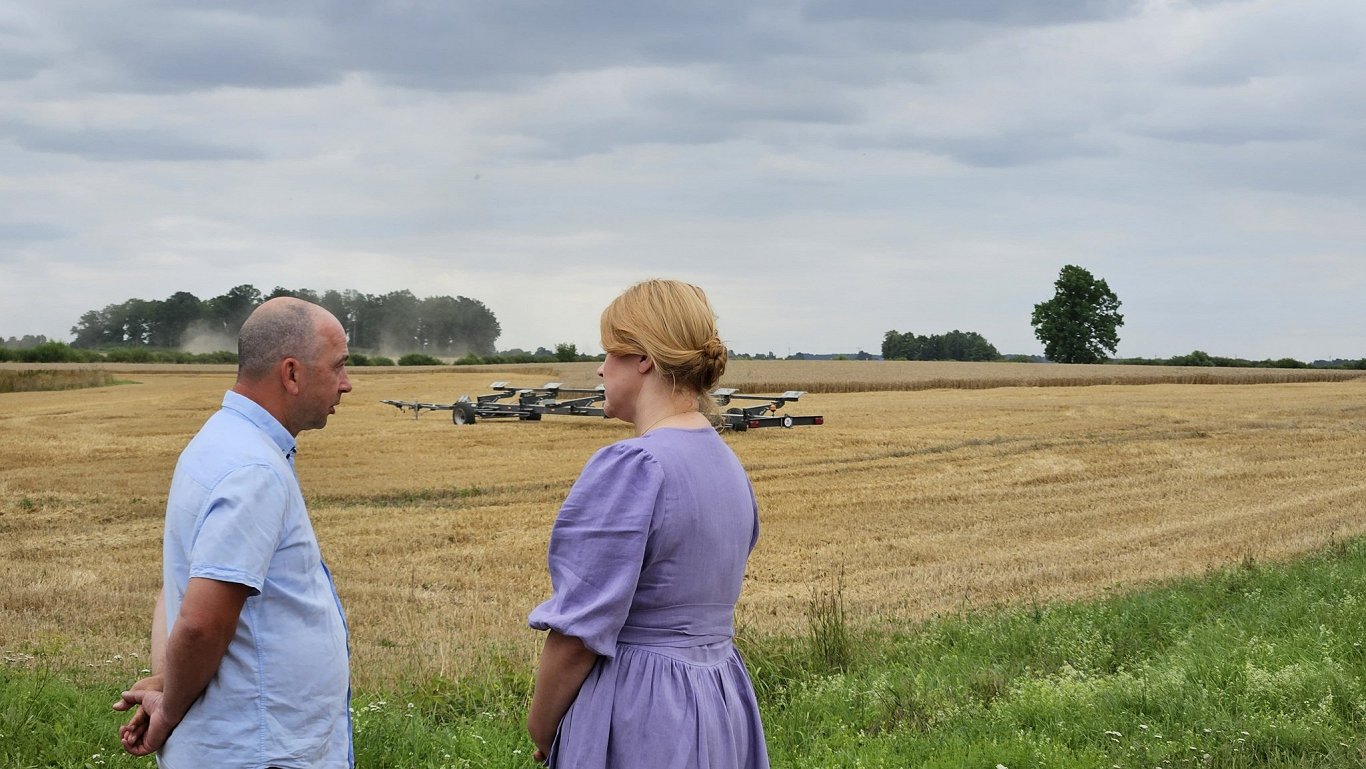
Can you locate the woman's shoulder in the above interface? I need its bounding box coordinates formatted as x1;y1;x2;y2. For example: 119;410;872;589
584;429;735;476
639;427;742;468
583;436;663;474
566;438;668;505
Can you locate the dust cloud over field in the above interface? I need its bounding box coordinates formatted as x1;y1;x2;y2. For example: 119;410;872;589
2;362;1364;686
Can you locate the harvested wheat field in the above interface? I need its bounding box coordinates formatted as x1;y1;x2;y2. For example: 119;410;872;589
2;361;1364;687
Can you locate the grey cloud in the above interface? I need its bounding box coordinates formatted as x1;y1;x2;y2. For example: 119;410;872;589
1190;144;1366;198
9;124;263;162
517;116;735;160
0;41;48;82
840;121;1113;169
31;1;805;94
14;0;959;121
926;134;1110;168
1171;3;1364;87
325;2;806;91
0;221;69;244
0;52;45;81
105;35;336;94
68;4;337;93
505;70;864;158
0;5;65;82
1134;123;1313;147
638;80;862;126
803;0;1139;26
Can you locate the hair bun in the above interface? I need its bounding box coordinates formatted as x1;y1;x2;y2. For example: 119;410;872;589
695;336;727;391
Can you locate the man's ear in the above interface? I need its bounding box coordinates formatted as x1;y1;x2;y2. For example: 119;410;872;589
281;357;303;396
637;355;653;374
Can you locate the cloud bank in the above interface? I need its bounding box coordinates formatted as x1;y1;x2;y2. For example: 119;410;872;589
2;0;1363;360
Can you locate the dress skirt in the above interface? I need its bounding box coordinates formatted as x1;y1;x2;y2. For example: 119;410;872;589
549;640;769;769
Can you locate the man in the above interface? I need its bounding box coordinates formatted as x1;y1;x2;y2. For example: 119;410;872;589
114;297;354;768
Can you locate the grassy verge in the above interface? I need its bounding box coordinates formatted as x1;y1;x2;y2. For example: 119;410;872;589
745;538;1366;768
0;369;126;393
5;540;1364;768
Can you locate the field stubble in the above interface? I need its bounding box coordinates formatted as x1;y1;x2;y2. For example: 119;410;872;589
2;362;1364;689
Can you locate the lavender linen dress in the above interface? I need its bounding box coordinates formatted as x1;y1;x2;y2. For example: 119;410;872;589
529;427;770;769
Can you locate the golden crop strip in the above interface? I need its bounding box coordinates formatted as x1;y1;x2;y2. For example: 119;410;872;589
2;363;1363;686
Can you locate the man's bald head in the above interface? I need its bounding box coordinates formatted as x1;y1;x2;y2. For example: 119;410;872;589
237;297;338;381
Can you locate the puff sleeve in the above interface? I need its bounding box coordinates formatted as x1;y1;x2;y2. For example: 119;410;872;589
528;441;663;657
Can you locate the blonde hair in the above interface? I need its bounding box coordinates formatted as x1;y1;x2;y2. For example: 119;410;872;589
600;279;727;399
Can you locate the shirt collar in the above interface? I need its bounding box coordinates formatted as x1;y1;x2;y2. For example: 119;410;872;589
221;390;297;461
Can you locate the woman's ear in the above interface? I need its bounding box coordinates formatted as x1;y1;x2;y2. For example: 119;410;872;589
637;355;654;374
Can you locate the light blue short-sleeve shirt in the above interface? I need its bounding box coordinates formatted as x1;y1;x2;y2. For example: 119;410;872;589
159;391;351;769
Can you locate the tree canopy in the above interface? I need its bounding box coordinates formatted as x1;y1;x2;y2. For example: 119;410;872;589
881;329;1000;361
70;285;501;356
1030;265;1124;364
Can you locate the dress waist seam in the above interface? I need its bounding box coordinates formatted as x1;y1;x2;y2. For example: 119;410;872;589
615;641;738;667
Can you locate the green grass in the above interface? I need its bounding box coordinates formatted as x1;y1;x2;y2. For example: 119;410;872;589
746;539;1366;767
5;539;1365;768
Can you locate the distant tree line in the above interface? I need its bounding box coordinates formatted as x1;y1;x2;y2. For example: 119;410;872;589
881;329;1001;362
0;343;236;364
1;335;53;349
67;284;500;356
443;342;603;366
1113;351;1366;370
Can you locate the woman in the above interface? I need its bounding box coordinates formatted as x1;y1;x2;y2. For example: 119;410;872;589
527;279;770;768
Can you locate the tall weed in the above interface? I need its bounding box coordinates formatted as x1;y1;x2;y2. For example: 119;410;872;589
806;566;852;673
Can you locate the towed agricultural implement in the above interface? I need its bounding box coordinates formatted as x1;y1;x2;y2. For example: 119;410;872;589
381;382;823;432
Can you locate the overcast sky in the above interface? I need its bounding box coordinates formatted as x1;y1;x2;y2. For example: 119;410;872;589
2;0;1363;360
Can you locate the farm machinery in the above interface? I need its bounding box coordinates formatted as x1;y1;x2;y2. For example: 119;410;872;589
381;382;823;432
709;388;824;431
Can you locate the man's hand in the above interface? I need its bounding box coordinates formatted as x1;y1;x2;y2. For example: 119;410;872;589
112;674;163;753
113;674;165;756
112;577;249;757
114;687;175;756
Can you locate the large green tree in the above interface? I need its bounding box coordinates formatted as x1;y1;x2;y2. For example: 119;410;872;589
206;284;264;335
1030;265;1124;364
149;291;202;348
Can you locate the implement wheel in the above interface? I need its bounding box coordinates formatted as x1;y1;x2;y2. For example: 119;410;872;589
452;402;477;425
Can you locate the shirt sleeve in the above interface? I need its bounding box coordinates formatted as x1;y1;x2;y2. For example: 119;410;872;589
188;463;290;595
528;441;663;657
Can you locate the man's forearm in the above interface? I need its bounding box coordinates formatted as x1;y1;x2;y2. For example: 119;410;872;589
157;578;249;727
157;620;236;723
